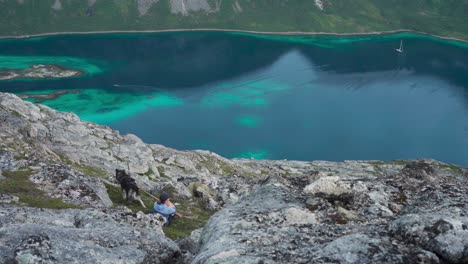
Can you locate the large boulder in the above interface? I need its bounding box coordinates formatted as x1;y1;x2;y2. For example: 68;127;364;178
389;209;468;263
303;176;354;196
31;164;113;208
0;206;182;264
192;184;400;264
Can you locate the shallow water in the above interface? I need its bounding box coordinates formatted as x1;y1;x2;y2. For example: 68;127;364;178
1;32;467;165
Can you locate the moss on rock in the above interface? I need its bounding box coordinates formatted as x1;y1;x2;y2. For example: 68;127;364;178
0;168;79;209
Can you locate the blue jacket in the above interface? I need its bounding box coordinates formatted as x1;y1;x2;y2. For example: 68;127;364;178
153;203;176;215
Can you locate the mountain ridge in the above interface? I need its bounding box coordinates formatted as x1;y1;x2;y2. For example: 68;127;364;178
1;0;467;41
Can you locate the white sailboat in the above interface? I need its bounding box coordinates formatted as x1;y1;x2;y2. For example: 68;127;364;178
395;40;404;53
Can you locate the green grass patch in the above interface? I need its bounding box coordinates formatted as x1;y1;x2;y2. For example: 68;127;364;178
74;163;108;178
104;182;155;213
113;155;126;163
6;143;19;151
218;161;237;176
104;182;216;240
157;166;166;176
53;151;74;165
157;166;171;180
369;160;409;166
54;150;108;178
143;167;154;177
13;154;28;161
164;198;216;240
0;168;79;209
200;155;240;176
439;163;463;174
10;110;22;118
160;184;177;195
389;160;409;166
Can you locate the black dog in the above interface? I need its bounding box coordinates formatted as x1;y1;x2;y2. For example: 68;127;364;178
115;169;146;208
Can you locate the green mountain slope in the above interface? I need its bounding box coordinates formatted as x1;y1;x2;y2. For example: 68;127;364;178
0;0;467;40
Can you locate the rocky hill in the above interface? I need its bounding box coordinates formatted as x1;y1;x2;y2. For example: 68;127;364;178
0;0;467;40
0;92;467;263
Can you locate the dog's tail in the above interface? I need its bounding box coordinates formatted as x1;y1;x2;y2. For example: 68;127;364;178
134;188;146;208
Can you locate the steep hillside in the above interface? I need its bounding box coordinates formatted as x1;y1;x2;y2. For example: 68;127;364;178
1;92;468;263
0;0;467;40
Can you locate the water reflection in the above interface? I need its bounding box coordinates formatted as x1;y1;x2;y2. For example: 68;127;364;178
0;33;467;165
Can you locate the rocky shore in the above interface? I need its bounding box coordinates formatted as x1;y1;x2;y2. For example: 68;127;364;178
0;92;467;263
0;64;83;81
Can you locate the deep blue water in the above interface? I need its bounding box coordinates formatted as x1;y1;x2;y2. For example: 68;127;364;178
1;32;468;165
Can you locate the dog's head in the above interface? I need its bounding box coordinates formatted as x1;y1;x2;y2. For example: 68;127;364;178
115;169;128;183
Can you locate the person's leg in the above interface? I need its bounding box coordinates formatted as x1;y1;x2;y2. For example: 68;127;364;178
165;214;175;226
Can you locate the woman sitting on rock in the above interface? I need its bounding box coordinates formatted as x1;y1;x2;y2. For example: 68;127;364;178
152;193;185;226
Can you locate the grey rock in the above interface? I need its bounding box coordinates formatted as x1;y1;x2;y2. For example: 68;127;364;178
389;210;468;263
410;250;440;264
0;206;181;264
170;0;212;15
402;161;435;180
31;164;113;208
316;234;402;264
137;0;159;16
428;230;468;263
190;182;220;210
1;92;468;264
174;181;193;199
0;194;19;204
0;149;15;171
303;176;353;196
193;183;404;264
177;228;203;263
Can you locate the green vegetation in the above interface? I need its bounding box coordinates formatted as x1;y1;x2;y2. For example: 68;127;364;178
10;110;22;118
105;182;155;212
157;166;171;180
199;155;238;176
54;150;108;178
105;183;216;240
439;163;463;174
0;168;79;209
369;160;409;166
143;167;154;177
164;199;215;240
74;163;108;178
0;1;467;41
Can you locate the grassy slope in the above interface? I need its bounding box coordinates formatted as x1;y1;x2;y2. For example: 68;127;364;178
0;168;80;209
105;183;216;240
0;0;466;40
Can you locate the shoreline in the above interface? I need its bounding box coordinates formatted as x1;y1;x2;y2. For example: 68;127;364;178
0;28;467;44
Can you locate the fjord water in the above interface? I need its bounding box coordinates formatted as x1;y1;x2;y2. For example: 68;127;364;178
1;32;467;165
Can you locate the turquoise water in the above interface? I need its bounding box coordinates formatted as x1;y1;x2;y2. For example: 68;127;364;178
1;32;467;166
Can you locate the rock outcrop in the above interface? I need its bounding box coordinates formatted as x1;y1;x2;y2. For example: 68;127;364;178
1;92;467;263
0;64;83;81
0;206;180;263
192;161;468;263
